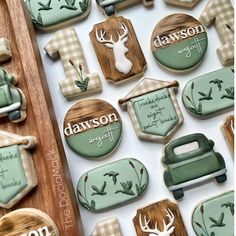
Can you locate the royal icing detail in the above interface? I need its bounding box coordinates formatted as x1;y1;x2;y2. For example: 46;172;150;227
45;28;102;99
182;67;234;117
25;0;91;31
77;158;149;212
192;191;234;236
163;0;201;9
162;133;227;200
119;78;183;143
133;199;188;236
90;16;147;84
199;0;234;65
151;13;208;72
0;208;59;236
64;99;122;158
0;38;11;62
0;68;26;123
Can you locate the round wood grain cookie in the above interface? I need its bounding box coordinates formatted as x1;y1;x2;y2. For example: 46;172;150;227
151;13;208;72
64;99;122;159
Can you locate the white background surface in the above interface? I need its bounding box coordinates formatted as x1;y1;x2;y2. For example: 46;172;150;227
36;0;234;235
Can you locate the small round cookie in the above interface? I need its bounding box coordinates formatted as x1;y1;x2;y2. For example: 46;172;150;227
151;13;208;72
0;208;59;236
64;99;122;159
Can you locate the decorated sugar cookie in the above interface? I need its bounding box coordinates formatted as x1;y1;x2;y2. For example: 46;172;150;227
77;158;148;212
151;13;208;72
64;99;122;158
0;38;11;62
162;133;227;200
0;68;26;123
91;217;122;236
96;0;154;16
199;0;234;65
90;16;147;84
192;191;234;236
0;208;59;235
0;130;37;209
25;0;91;31
163;0;201;9
119;78;183;143
45;28;102;99
133;199;188;236
182;67;234;117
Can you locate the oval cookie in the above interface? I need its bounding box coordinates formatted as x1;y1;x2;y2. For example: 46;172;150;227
64;99;122;159
77;158;149;212
182;67;234;117
0;208;59;236
151;13;208;72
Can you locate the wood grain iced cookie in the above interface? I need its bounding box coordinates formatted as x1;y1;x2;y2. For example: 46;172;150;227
162;133;227;200
0;68;26;123
0;208;59;236
182;67;234;117
45;28;102;99
192;191;234;236
0;38;11;62
64;99;122;158
199;0;234;65
119;78;183;143
163;0;201;9
77;158;148;212
90;16;147;84
151;13;208;72
133;199;188;236
25;0;91;31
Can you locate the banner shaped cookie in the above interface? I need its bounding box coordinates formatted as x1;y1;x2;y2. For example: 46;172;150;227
25;0;91;31
64;99;122;158
45;28;102;99
192;191;234;236
0;208;59;236
182;67;234;117
0;38;11;62
90;16;147;84
0;68;26;123
0;130;37;209
163;0;201;9
162;133;227;200
119;78;183;143
199;0;234;65
151;13;208;72
77;158;149;212
96;0;154;16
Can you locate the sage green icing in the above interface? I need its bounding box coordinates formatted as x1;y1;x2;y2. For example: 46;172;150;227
192;191;234;236
77;158;149;212
131;89;179;136
0;145;27;204
25;0;91;28
65;123;122;158
182;67;234;116
152;34;208;71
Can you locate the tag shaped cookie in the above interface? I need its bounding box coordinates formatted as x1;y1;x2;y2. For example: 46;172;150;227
90;16;147;84
199;0;234;65
133;199;188;236
77;158;148;212
192;191;234;236
182;67;234;117
25;0;92;31
0;68;26;123
0;38;11;62
162;133;227;200
96;0;154;16
91;217;122;236
0;208;59;236
119;78;183;143
163;0;201;9
64;99;122;158
151;13;208;72
0;130;37;209
45;28;102;99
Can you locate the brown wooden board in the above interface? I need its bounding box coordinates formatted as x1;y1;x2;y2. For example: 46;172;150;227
0;0;83;235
